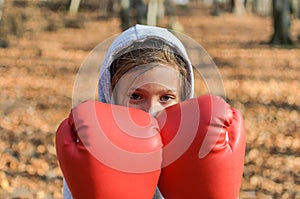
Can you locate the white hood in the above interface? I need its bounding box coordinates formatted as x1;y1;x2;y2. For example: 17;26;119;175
98;24;194;103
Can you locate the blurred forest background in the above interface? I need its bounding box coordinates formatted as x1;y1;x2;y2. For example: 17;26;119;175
0;0;299;198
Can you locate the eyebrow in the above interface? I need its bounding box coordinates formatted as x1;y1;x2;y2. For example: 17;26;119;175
128;87;177;93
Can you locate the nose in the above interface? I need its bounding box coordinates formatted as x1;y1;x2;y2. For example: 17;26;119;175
147;101;164;117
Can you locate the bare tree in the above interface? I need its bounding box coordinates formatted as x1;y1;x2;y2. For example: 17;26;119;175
120;0;147;30
252;0;272;16
298;0;300;18
270;0;294;45
291;0;300;19
0;0;11;47
147;0;165;26
211;0;222;16
232;0;245;15
69;0;81;14
210;0;245;16
0;0;4;21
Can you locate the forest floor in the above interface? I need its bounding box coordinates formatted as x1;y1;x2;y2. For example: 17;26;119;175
0;2;299;199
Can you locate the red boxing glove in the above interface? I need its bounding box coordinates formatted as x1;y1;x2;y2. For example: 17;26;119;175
157;95;246;199
56;101;162;199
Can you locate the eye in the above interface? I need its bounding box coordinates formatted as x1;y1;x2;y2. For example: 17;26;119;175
160;95;176;102
130;93;142;100
129;93;143;104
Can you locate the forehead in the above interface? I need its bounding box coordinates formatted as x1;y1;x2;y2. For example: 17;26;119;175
119;64;180;89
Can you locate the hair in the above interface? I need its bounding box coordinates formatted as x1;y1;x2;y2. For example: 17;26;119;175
110;39;189;100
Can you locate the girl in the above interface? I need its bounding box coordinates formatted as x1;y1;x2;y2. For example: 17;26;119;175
64;24;194;199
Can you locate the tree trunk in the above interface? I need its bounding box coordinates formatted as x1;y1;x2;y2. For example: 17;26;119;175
134;0;147;24
0;0;11;48
290;0;300;18
69;0;81;15
270;0;294;45
298;0;300;18
147;0;158;26
0;0;4;21
233;0;245;15
252;0;272;16
211;0;221;16
120;0;132;30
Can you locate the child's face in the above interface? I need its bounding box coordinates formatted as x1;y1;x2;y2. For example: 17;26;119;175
113;65;181;116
